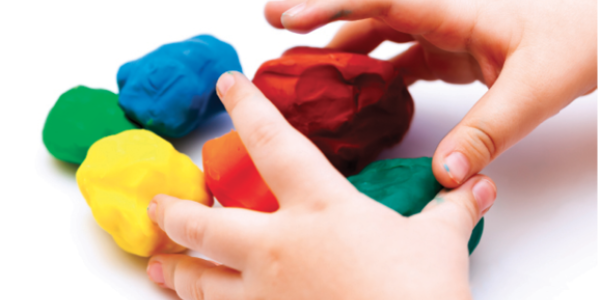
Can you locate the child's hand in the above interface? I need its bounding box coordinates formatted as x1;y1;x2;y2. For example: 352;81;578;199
145;72;497;300
265;0;597;188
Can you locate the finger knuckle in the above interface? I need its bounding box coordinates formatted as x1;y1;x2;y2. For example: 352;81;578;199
191;278;206;300
225;80;262;113
366;18;382;36
458;200;480;227
256;239;285;276
194;268;228;300
305;198;329;213
245;119;283;151
183;219;208;248
263;250;284;279
433;205;477;238
431;192;481;232
300;189;343;213
462;124;499;162
226;88;255;111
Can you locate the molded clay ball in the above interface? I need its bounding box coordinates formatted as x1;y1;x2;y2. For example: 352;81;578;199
76;129;213;257
117;34;243;138
202;130;278;212
42;86;138;164
253;47;414;176
347;157;484;254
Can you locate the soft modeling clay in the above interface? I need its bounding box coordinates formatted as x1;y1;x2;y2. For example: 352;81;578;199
203;133;482;253
347;157;484;254
117;34;243;138
202;131;278;212
77;129;213;257
42;86;138;164
253;47;414;175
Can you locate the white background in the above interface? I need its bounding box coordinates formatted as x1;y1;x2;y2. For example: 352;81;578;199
0;0;597;299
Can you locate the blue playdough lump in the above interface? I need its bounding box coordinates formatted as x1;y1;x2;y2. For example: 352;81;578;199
117;35;243;138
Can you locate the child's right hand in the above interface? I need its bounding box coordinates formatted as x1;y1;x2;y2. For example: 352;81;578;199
265;0;597;188
144;72;497;300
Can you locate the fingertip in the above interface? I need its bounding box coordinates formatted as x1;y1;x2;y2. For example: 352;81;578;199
281;3;310;33
152;193;174;203
148;194;171;222
432;155;461;188
583;86;597;95
432;117;500;189
422;174;496;234
472;178;496;215
149;194;189;229
264;0;293;28
457;175;497;219
147;201;157;222
444;152;471;185
265;0;317;33
147;258;166;287
432;138;477;188
217;71;265;117
216;71;238;100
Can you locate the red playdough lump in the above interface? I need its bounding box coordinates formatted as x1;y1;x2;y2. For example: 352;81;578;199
202;130;278;212
253;47;414;175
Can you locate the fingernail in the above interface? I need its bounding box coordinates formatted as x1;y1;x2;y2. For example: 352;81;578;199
443;152;470;184
472;179;496;214
147;201;157;222
216;71;236;99
282;2;306;18
147;262;165;285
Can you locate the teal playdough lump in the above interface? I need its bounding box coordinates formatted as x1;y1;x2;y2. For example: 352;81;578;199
42;86;138;164
347;157;484;254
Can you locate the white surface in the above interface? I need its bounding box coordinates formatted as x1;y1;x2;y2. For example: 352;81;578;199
0;0;597;299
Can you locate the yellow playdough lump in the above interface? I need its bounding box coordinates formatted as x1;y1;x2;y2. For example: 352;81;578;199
76;129;212;257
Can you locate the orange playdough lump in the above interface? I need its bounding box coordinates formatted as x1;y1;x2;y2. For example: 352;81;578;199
202;131;278;212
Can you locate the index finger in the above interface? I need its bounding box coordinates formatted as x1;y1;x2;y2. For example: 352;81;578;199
149;194;265;270
215;71;355;207
265;0;472;35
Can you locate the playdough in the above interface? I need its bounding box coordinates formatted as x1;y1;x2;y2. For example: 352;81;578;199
203;133;483;253
253;47;414;176
202;131;278;212
77;129;213;257
117;34;243;138
347;157;484;254
42;86;138;164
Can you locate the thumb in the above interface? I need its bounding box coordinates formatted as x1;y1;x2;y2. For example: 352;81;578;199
420;175;497;241
432;50;586;188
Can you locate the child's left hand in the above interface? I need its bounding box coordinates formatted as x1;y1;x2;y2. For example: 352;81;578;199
144;71;496;300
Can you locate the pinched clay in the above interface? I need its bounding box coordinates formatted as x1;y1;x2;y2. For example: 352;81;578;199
348;157;484;254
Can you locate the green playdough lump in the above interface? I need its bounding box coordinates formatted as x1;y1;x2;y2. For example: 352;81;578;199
347;157;484;254
42;86;138;164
